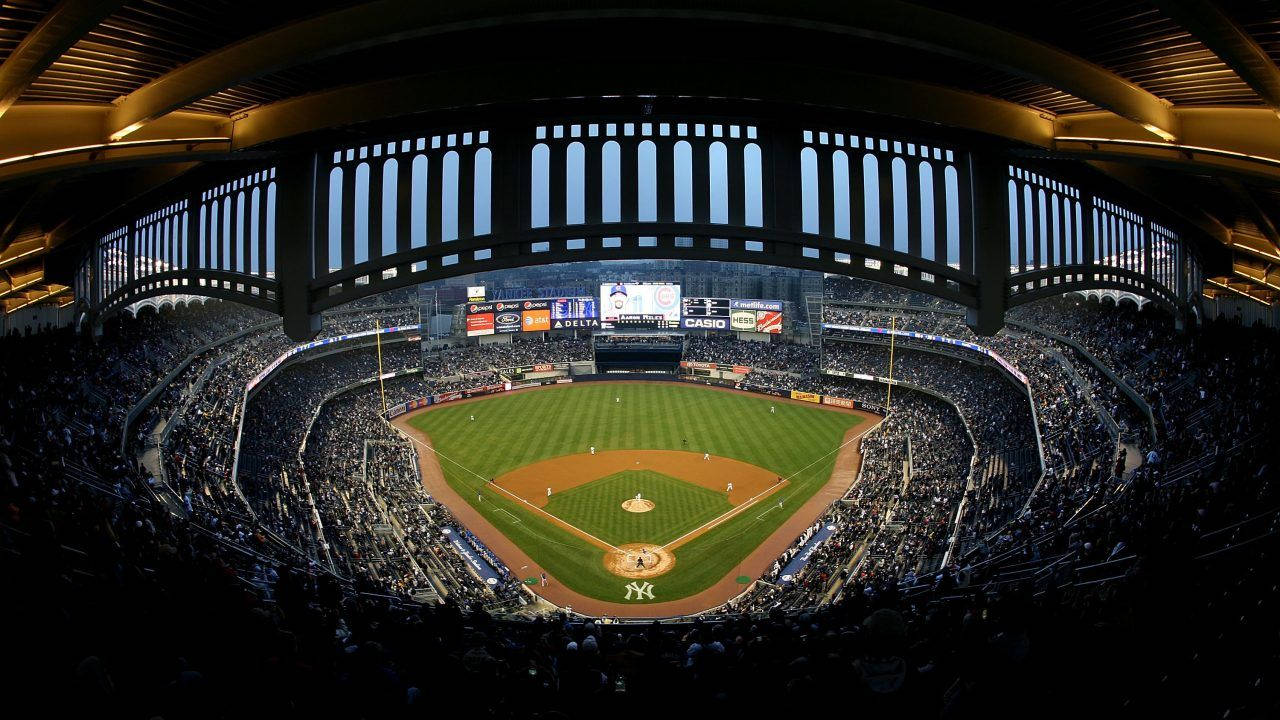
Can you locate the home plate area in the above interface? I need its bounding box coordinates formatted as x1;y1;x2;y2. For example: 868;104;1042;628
493;449;788;587
604;543;675;579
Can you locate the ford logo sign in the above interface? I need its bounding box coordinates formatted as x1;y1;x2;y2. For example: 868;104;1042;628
497;313;519;324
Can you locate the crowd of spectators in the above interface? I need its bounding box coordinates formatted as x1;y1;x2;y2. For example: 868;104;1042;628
683;335;817;371
0;279;1276;716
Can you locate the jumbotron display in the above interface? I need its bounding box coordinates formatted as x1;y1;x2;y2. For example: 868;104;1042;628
600;282;682;329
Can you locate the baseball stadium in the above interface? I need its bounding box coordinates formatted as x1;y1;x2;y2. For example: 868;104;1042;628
2;2;1280;717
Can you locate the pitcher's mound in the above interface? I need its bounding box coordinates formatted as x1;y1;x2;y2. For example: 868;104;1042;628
604;543;675;578
621;498;655;513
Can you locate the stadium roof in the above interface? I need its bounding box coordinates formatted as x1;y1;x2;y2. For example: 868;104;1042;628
2;0;1279;310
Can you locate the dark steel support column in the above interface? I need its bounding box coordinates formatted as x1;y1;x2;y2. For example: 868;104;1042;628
395;153;413;276
277;153;321;341
966;151;1009;336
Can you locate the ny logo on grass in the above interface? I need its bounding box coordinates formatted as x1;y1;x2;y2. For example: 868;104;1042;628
624;581;654;600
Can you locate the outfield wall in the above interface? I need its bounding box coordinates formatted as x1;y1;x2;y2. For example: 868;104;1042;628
385;371;885;421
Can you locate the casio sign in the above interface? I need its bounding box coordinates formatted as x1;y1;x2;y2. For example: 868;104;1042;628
682;317;728;330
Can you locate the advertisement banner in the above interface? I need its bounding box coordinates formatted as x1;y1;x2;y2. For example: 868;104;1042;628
683;361;717;370
521;309;550;332
681;316;729;330
732;365;752;374
519;299;551;311
552;317;600;329
466;286;486;301
731;298;784;312
823;323;1030;386
466;313;495;336
494;310;522;334
435;391;463;404
730;309;757;331
555;377;574;384
790;390;821;403
532;363;554;372
466;302;497;314
461;385;499;399
822;396;854;408
755;310;783;334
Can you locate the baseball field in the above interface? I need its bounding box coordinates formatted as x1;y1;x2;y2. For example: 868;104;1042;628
399;382;871;610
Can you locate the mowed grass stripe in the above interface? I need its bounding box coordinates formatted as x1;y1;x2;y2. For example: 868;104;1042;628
409;383;863;603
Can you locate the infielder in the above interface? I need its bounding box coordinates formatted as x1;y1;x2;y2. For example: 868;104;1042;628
703;452;710;461
590;445;596;455
726;482;734;493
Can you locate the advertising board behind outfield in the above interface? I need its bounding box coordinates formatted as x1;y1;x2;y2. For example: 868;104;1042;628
467;296;597;335
682;296;783;334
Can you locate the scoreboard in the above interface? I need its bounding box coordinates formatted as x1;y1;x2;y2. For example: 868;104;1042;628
681;297;782;333
681;297;730;317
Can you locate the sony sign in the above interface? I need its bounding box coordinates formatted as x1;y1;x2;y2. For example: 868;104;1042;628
681;316;729;330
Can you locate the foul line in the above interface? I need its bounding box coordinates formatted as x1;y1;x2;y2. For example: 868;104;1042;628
392;424;624;553
756;503;782;520
659;418;880;551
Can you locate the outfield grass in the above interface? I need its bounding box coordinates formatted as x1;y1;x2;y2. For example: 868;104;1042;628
408;382;863;604
544;470;732;546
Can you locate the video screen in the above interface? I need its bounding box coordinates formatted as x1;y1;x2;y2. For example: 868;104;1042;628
599;283;681;329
